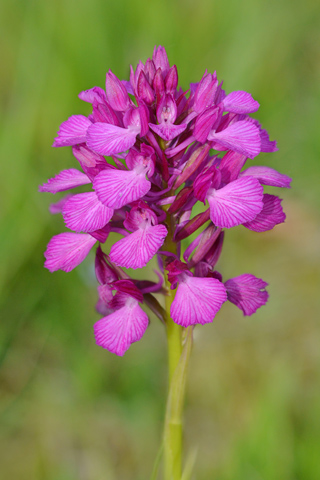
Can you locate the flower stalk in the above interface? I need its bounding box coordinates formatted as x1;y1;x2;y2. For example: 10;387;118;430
164;312;192;480
164;260;183;477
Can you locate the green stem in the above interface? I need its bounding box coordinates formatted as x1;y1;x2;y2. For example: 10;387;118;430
163;315;193;480
163;316;182;480
162;219;192;480
165;293;182;383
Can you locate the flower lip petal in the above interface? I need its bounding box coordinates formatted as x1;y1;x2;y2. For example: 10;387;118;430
240;166;292;188
149;122;187;141
110;224;168;269
62;192;114;232
207;176;264;228
93;168;151;209
94;300;148;356
44;233;97;272
39;168;90;194
208;120;261;159
170;275;227;326
53;115;92;148
87;122;139;156
222;90;260;114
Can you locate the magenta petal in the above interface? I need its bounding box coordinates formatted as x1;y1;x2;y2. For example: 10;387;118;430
243;194;286;232
171;276;227;326
93;168;151;209
49;194;73;214
225;274;268;315
62;192;113;232
90;225;110;243
39;168;90;193
72;145;111;181
222;91;260;114
106;70;131;111
153;45;170;78
208;177;263;228
138;105;150;137
44;233;97;272
149;122;187;141
219;151;247;184
78;87;106;104
95;245;118;285
193;106;221;143
122;80;134;95
137;71;155;105
260;129;278;152
193;73;218;113
94;299;149;356
52;115;92;147
208;120;261;159
87;122;139;156
240;166;292;188
110;224;168;269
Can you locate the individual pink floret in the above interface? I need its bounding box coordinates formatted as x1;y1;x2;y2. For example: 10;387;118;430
149;94;187;141
171;274;227;326
93;146;155;209
94;282;149;356
87;105;148;156
94;298;148;356
167;261;227;326
110;203;168;269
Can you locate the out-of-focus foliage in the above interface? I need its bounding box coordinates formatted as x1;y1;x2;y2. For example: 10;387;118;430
0;0;319;479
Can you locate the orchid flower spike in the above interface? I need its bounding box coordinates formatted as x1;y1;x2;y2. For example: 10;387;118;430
41;45;291;355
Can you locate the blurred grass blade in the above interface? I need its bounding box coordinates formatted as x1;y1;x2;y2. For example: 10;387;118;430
181;449;198;480
150;441;164;480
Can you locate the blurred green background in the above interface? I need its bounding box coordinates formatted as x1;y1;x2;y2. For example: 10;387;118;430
1;0;320;478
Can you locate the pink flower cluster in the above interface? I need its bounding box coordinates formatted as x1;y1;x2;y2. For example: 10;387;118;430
40;46;291;356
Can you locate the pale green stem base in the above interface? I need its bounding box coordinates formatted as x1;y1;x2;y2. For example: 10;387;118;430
163;280;193;480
